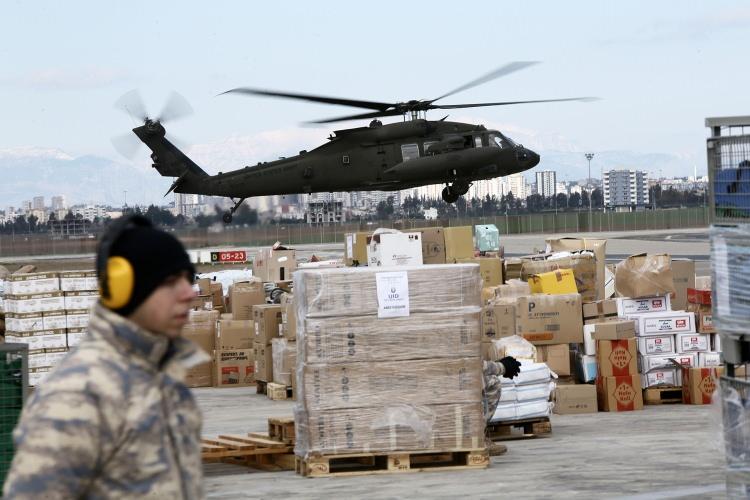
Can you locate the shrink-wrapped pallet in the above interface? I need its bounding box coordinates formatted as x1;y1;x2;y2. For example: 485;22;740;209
293;264;484;458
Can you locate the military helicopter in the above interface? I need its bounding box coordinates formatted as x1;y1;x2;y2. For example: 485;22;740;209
113;62;594;223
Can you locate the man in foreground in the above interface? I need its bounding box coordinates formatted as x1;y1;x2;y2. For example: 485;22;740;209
4;215;208;499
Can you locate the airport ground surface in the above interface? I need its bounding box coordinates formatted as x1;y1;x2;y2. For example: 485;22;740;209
198;386;725;500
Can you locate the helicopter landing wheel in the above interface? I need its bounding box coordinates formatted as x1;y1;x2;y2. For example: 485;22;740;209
441;186;459;204
222;212;233;224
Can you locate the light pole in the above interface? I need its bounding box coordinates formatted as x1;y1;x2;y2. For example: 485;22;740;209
585;153;594;231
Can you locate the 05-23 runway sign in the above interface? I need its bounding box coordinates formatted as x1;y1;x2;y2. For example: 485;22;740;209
210;251;247;263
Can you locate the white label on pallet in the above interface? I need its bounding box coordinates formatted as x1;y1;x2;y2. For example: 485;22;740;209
375;271;410;318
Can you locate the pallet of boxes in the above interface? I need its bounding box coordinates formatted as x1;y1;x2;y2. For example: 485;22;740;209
293;263;489;477
2;271;99;387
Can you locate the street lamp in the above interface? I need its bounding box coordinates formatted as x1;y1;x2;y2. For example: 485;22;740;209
585;153;595;230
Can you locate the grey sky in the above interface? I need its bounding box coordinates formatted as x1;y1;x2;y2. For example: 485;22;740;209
1;1;748;175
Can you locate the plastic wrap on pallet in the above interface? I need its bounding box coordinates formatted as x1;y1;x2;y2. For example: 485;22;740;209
294;403;484;457
298;357;483;411
712;225;750;340
300;311;480;363
271;338;296;386
294;264;481;319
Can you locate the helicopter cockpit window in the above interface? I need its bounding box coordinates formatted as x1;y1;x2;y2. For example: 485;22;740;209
490;134;504;148
423;141;437;155
401;143;420;162
474;136;483;148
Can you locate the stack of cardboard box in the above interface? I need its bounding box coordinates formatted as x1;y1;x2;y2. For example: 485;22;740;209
271;292;298;394
293;264;484;457
253;304;282;384
593;320;644;411
3;271;99;386
183;310;219;388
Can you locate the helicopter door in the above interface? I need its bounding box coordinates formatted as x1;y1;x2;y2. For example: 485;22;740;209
375;143;396;180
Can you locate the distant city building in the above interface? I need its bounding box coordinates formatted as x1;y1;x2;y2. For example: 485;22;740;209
33;196;45;211
350;190;399;210
22;200;32;212
51;195;67;211
305;200;345;225
423;207;438;220
556;182;568;195
603;170;650;210
506;173;529;200
174;193;205;218
569;185;583;196
535;171;557;198
72;205;107;221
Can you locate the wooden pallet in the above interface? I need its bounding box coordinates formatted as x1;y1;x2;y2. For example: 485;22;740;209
643;386;683;405
267;382;294;401
256;380;268;395
202;433;294;471
268;417;295;444
487;417;552;441
296;448;489;478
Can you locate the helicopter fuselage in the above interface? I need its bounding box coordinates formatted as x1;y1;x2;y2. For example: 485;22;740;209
136;118;539;201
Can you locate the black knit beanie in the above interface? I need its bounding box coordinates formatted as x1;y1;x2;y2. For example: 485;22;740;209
97;217;195;316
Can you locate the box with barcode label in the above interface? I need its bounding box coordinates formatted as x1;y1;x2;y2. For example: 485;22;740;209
628;311;695;336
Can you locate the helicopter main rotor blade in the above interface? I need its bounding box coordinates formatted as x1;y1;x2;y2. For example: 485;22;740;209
114;89;149;122
308;109;404;124
432;96;599;109
221;87;393;111
159;91;194;123
430;61;539;103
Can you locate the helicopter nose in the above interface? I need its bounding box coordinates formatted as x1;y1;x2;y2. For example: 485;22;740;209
516;147;540;168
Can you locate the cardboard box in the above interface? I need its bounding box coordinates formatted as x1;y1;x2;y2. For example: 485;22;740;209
641;368;681;389
63;291;99;311
615;254;676;299
583;299;618;323
637;335;675;355
696;312;715;334
481;303;515;342
443;226;474;263
345;232;371;266
495;280;530;299
229;280;265;320
217;319;254;350
640;352;696;372
7;292;65;314
546;238;607;300
66;328;87;347
183;314;217;354
597;375;643;412
528;269;578;295
676;333;710;353
253;248;297;283
592;320;636;340
616;295;671;316
272;338;297;386
413;227;446;265
7;272;60;295
574;353;598;383
698;352;722;367
671;259;695;311
210;283;224;309
366;231;423;267
214;349;254;387
6;312;44;332
253;304;282;345
459;257;503;287
66;310;90;329
628;311;695;336
687;287;712;307
42;311;67;331
253;342;273;382
185;361;213;388
682;367;720;404
521;252;597;302
197;278;212;295
504;258;522;281
59;270;97;292
279;293;297;341
189;295;213;311
535;344;571;376
597;338;638;376
553;384;598;414
515;294;583;345
301;357;482;410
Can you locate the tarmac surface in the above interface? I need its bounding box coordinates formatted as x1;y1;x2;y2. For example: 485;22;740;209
197;386;726;500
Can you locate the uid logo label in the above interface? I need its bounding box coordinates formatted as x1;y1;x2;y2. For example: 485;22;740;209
389;287;399;299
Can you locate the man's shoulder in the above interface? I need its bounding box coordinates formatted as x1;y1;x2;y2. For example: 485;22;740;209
35;339;139;401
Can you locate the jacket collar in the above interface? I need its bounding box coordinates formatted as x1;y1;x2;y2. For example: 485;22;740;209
90;303;209;376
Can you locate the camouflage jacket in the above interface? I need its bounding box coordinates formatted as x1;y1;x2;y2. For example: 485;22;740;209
4;303;210;499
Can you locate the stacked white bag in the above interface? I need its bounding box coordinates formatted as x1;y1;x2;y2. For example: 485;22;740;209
487;336;556;423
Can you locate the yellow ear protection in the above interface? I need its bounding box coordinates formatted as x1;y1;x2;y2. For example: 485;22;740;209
98;215;152;310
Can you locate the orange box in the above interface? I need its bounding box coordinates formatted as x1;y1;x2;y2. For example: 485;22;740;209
596;338;638;377
596;375;643;412
682;367;720;405
687;288;712;306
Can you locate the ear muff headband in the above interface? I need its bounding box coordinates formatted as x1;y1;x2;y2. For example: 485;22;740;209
100;256;135;309
98;215;152;309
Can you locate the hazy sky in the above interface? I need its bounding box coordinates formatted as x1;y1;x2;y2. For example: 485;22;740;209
2;1;749;175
